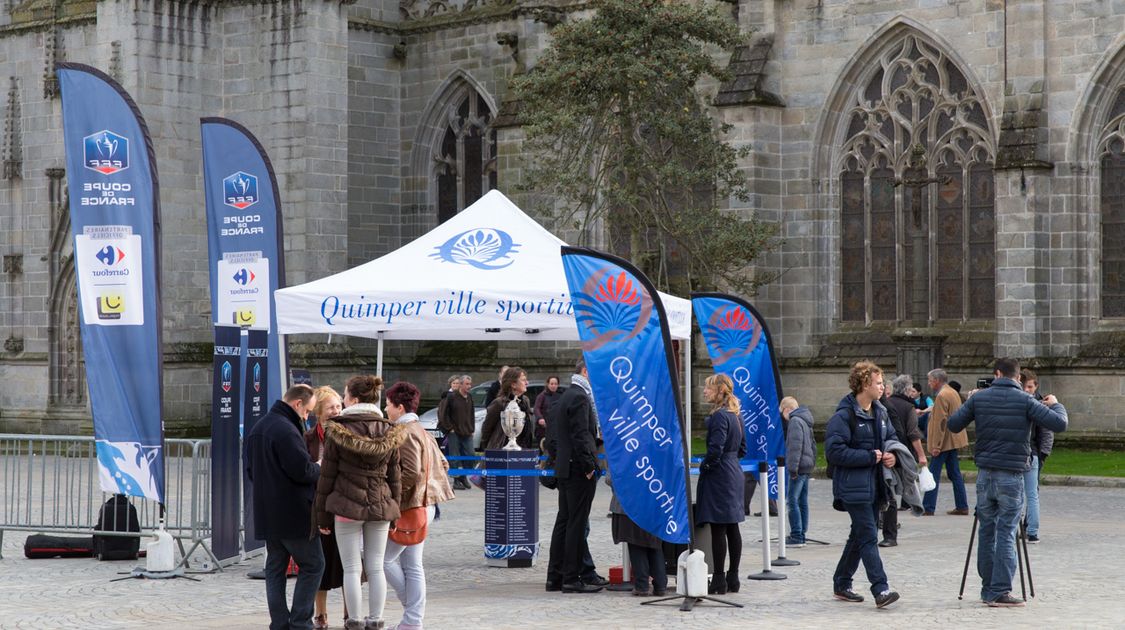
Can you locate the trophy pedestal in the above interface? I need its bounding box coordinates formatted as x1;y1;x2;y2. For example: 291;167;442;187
483;448;540;567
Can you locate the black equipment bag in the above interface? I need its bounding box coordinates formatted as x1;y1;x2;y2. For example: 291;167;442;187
24;534;95;559
93;494;141;561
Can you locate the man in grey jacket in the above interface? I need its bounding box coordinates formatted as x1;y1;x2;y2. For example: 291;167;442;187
780;396;815;547
949;358;1067;608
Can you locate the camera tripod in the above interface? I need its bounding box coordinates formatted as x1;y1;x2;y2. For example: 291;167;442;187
957;512;1035;601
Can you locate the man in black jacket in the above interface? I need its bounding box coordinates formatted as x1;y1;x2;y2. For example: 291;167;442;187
949;358;1067;608
545;358;603;594
245;384;325;630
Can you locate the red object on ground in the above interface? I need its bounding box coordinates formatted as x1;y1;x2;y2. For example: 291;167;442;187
608;565;624;584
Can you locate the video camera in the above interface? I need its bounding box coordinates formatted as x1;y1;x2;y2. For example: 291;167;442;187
976;377;995;389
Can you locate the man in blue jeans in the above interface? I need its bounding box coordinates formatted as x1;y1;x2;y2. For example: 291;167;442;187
780;396;816;547
246;384;325;630
922;369;970;516
949;358;1067;607
825;361;900;609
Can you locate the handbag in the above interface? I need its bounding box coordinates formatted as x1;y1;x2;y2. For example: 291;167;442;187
918;466;937;493
390;436;432;546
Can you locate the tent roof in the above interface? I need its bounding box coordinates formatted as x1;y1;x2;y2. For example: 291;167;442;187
275;190;691;341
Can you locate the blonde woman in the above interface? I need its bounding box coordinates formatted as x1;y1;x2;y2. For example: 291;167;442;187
381;381;455;630
305;386;345;629
694;374;747;595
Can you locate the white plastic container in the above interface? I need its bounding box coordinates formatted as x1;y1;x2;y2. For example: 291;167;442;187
676;549;708;597
145;528;176;572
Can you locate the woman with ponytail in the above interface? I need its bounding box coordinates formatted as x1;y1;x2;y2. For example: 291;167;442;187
694;374;747;595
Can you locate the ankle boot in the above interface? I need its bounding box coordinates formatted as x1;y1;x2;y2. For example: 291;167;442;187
726;571;740;593
708;570;727;595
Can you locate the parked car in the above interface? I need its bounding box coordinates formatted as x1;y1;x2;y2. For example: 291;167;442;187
418;380;566;450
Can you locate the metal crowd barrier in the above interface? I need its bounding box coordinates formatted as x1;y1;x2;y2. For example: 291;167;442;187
0;434;215;567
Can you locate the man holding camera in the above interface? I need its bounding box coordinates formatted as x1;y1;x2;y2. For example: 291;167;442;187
948;358;1067;607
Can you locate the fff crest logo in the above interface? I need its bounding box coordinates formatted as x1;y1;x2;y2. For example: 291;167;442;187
430;228;521;270
223;172;259;210
574;268;653;352
232;268;256;286
253;363;261;393
83;130;129;175
95;245;126;266
221;361;233;393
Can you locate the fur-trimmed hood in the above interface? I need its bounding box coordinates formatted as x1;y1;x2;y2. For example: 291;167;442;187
323;418;407;458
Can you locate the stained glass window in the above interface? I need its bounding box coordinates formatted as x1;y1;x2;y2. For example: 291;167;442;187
838;35;995;323
1099;89;1125;317
435;91;497;223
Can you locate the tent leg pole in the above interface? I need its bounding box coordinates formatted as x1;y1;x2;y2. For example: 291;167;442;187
684;334;691;451
277;333;288;394
376;332;384;378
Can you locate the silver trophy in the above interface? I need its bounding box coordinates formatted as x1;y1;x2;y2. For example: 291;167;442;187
500;399;526;450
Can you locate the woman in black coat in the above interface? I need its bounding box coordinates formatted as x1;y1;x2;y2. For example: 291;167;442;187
695;373;747;595
480;366;536;450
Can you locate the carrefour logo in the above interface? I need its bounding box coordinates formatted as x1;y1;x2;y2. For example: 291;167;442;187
232;268;256;286
95;245;126;266
223;172;259;210
83;130;129;175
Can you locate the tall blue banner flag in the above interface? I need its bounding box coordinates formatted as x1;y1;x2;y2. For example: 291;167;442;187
242;329;269;549
200;118;286;406
692;294;785;499
211;325;242;561
58;64;165;504
561;247;690;544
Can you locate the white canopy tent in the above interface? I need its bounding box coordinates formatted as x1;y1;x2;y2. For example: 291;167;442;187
274;189;693;417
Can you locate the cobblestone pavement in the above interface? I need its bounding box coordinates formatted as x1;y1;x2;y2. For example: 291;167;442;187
2;479;1121;629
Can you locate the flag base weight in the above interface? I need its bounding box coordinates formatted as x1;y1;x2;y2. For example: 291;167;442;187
772;557;800;567
746;569;787;581
642;595;743;611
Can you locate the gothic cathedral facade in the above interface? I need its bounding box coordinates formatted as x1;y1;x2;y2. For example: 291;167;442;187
0;0;1123;438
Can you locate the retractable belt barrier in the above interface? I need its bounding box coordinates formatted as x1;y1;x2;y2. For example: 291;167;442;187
445;454;767;476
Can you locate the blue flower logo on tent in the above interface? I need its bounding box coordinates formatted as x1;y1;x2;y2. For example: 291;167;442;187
431;228;521;270
701;305;762;368
574;269;654;351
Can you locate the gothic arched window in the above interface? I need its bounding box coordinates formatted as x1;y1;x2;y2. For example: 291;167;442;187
434;88;497;223
838;35;995;323
1098;88;1125;317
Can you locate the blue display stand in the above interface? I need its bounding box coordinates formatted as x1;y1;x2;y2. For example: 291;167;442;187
483;448;539;567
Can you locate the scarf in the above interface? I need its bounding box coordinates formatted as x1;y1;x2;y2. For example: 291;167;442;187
571;373;601;439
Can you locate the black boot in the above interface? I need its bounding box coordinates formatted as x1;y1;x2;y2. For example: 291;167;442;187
708;570;727;595
726;571;740;593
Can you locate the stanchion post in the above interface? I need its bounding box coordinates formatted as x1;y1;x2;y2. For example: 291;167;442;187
747;461;786;581
773;457;799;567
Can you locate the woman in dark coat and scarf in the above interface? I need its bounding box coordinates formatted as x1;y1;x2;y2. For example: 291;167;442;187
480;366;536;450
695;373;747;595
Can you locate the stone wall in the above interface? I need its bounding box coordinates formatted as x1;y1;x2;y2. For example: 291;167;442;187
3;0;1125;439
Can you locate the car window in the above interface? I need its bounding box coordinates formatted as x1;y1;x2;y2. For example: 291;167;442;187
470;383;490;407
